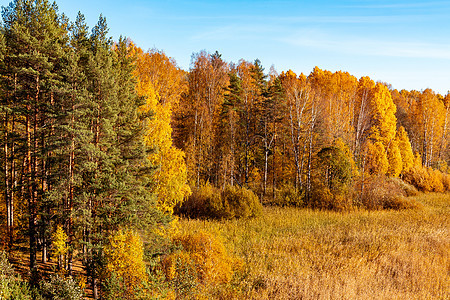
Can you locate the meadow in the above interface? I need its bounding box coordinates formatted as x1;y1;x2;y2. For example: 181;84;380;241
177;193;450;299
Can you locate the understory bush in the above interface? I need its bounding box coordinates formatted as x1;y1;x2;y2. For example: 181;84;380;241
175;183;262;219
0;251;32;300
39;275;83;300
309;182;353;211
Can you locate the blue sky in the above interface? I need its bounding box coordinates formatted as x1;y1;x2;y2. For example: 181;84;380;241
3;0;449;94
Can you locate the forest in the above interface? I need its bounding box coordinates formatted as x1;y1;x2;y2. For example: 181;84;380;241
0;0;449;299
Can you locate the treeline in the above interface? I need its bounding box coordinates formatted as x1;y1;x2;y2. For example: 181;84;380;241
174;52;449;211
0;0;449;298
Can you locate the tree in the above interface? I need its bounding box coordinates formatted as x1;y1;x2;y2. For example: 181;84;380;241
103;229;147;299
279;70;310;189
1;0;71;271
387;140;402;177
354;76;375;157
370;83;397;148
364;141;389;175
396;126;415;174
133;45;190;214
316;141;353;193
180;51;228;186
415;89;446;167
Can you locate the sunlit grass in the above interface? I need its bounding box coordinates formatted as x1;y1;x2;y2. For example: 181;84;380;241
178;193;450;299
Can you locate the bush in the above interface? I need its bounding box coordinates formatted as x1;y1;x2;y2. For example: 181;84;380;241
0;251;32;300
175;183;262;220
403;163;449;193
387;177;419;197
222;185;262;219
39;275;83;300
309;182;353;211
160;230;240;298
270;183;304;207
358;176;420;210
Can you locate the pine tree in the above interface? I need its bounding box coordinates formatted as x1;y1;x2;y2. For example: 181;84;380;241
1;0;71;273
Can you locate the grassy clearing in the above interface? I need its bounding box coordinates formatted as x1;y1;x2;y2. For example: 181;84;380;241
178;193;450;299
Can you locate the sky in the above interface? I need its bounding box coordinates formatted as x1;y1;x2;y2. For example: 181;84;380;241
2;0;449;94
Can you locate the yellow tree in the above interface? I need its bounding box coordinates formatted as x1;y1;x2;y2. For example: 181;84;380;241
387;140;402;177
309;67;357;146
370;83;397;147
180;51;229;186
364;141;389;175
396;126;415;173
104;229;147;298
279;70;312;189
415;89;446;167
437;93;449;167
354;76;376;156
132;45;190;213
360;81;399;176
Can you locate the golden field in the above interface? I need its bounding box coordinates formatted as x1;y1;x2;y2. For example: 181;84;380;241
177;193;450;299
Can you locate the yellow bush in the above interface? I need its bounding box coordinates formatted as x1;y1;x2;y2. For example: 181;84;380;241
442;173;450;191
161;230;239;298
103;229;147;298
309;183;352;211
176;183;262;219
404;162;448;192
271;183;304;207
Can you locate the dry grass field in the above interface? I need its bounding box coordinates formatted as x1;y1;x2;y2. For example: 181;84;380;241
178;193;450;299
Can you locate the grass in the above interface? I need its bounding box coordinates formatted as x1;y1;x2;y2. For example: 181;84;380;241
178;192;450;299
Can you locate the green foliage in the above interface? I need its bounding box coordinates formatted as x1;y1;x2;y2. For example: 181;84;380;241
176;183;262;219
309;140;355;211
0;252;32;300
317;144;353;193
38;275;83;300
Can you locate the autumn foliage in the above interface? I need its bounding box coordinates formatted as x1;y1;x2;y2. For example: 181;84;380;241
103;229;147;299
161;230;239;298
175;183;263;219
0;0;449;299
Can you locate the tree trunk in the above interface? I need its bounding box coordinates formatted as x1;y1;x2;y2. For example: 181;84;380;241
27;103;37;271
4;111;11;251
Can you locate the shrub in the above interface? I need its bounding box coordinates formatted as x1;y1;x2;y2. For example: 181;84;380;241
309;182;353;211
222;185;262;219
103;229;147;299
161;230;240;298
175;183;262;220
270;183;304;207
39;275;83;300
442;173;450;191
404;164;447;192
0;251;32;300
358;176;420;210
387;177;418;197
